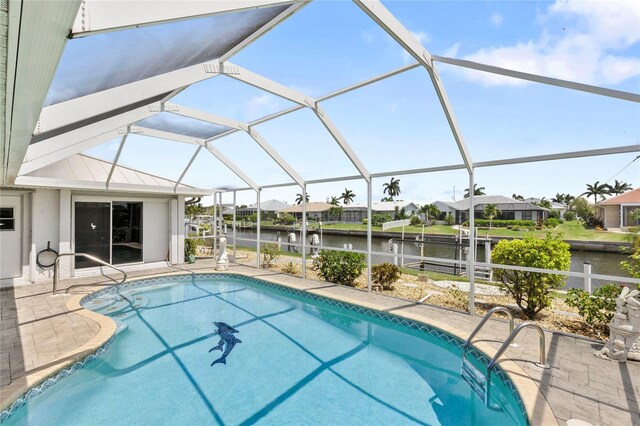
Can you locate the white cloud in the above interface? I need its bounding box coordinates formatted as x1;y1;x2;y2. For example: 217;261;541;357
401;30;431;64
490;13;504;27
443;42;461;58
242;94;282;121
459;0;640;87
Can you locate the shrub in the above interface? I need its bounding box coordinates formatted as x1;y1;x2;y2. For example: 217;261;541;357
184;238;197;258
371;263;401;290
372;213;393;227
563;211;576;221
314;250;366;286
566;284;622;338
361;218;368;225
549;210;560;219
281;261;299;275
246;213;258;223
492;233;571;319
278;213;296;225
261;243;280;268
472;220;536;228
544;217;560;228
409;215;422;226
444;213;455;226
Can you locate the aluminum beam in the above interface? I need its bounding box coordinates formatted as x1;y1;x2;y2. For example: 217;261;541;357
224;62;371;181
106;133;129;188
71;1;295;38
166;103;305;186
174;145;203;191
433;56;640;103
205;144;259;191
353;0;473;173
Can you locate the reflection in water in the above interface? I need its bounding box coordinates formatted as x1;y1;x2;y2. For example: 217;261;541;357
235;229;630;289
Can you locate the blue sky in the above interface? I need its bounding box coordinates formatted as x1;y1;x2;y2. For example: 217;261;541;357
83;0;640;207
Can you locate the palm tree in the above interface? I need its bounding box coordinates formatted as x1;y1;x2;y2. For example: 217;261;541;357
340;188;355;205
483;204;501;229
609;180;633;195
536;197;552;209
464;184;486;198
382;177;401;201
295;192;310;205
512;194;524;201
380;196;393;202
419;204;441;222
582;181;611;205
551;193;565;204
329;196;340;206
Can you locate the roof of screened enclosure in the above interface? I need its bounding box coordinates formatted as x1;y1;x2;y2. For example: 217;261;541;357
8;0;640;194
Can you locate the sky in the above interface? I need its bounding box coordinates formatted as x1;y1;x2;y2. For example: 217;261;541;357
81;0;640;207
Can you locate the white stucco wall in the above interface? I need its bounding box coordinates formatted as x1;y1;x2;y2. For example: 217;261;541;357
32;189;60;281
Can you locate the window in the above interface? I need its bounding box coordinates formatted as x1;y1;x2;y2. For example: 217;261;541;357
521;211;532;220
0;208;15;231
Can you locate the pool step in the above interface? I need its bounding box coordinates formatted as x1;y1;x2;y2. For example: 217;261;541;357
461;358;487;402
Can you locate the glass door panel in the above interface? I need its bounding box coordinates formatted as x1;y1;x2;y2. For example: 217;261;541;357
112;202;143;264
75;202;111;268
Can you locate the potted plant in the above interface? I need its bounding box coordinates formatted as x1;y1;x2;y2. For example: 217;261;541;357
185;238;197;264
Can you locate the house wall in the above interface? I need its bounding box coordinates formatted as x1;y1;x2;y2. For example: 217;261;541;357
1;188;186;286
600;205;621;228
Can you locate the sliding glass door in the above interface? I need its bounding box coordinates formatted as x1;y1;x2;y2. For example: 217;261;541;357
74;201;143;268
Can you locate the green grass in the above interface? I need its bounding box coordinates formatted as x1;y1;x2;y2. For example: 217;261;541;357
321;223;458;235
478;221;630;243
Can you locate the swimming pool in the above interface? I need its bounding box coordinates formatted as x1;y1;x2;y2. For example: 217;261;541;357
2;274;528;425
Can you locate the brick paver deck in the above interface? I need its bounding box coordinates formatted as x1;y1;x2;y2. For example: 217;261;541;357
1;261;638;425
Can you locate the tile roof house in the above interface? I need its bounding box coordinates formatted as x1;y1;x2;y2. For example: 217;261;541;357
598;188;640;229
434;195;549;224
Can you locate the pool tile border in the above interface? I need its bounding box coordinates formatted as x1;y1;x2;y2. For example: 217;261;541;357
1;270;558;425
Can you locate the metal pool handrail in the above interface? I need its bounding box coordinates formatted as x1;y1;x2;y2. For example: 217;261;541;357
52;253;127;295
462;307;514;360
484;322;549;406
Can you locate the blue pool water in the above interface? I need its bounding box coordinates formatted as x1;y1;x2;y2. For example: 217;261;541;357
3;275;527;425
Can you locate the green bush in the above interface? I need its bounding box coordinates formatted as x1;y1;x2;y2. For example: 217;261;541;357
372;213;393;227
563;211;576;221
566;284;622;338
184;237;197;258
544;217;560;228
371;263;401;290
549;210;560;219
409;215;422;226
278;213;296;225
261;243;280;268
444;213;455;226
246;213;258;223
361;218;368;225
469;220;536;228
281;261;299;275
314;250;366;287
492;233;571;319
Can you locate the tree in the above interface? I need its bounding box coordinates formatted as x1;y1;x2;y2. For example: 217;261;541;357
295;192;310;205
582;181;611;204
419;204;441;222
464;184;485;198
380;196;393;202
535;197;552;209
492;234;571;319
551;193;565;204
185;203;204;221
328;206;343;221
329;196;340;206
609;180;633;195
340;188;355;205
482;204;501;229
512;194;524;201
382;177;401;201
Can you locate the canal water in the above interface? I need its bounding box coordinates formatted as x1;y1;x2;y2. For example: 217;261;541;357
233;229;632;290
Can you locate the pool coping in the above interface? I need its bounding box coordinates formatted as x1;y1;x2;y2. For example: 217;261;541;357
0;269;558;425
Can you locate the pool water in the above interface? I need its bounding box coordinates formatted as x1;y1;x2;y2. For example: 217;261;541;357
3;275;527;425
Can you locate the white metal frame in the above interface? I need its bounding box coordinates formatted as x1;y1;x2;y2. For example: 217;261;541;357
4;0;639;310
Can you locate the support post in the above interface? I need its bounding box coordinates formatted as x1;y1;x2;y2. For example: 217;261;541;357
485;240;493;281
302;184;307;279
233;191;237;261
256;189;261;269
584;262;592;293
213;193;217;259
468;171;476;316
367;179;372;292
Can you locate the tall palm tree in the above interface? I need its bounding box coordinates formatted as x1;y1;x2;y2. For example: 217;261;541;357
329;196;340;206
419;204;441;222
582;181;611;205
464;184;486;198
382;177;401;201
380;196;393;202
340;188;355;205
483;204;501;229
512;194;524;201
295;192;310;205
609;180;633;195
536;197;552;209
551;193;565;204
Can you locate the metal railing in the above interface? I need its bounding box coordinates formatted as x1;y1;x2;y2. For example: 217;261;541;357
462;307;515;363
52;253;127;295
484;322;549;406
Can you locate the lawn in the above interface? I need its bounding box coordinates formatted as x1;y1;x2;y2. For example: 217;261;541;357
478;221;631;243
321;223;458;235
